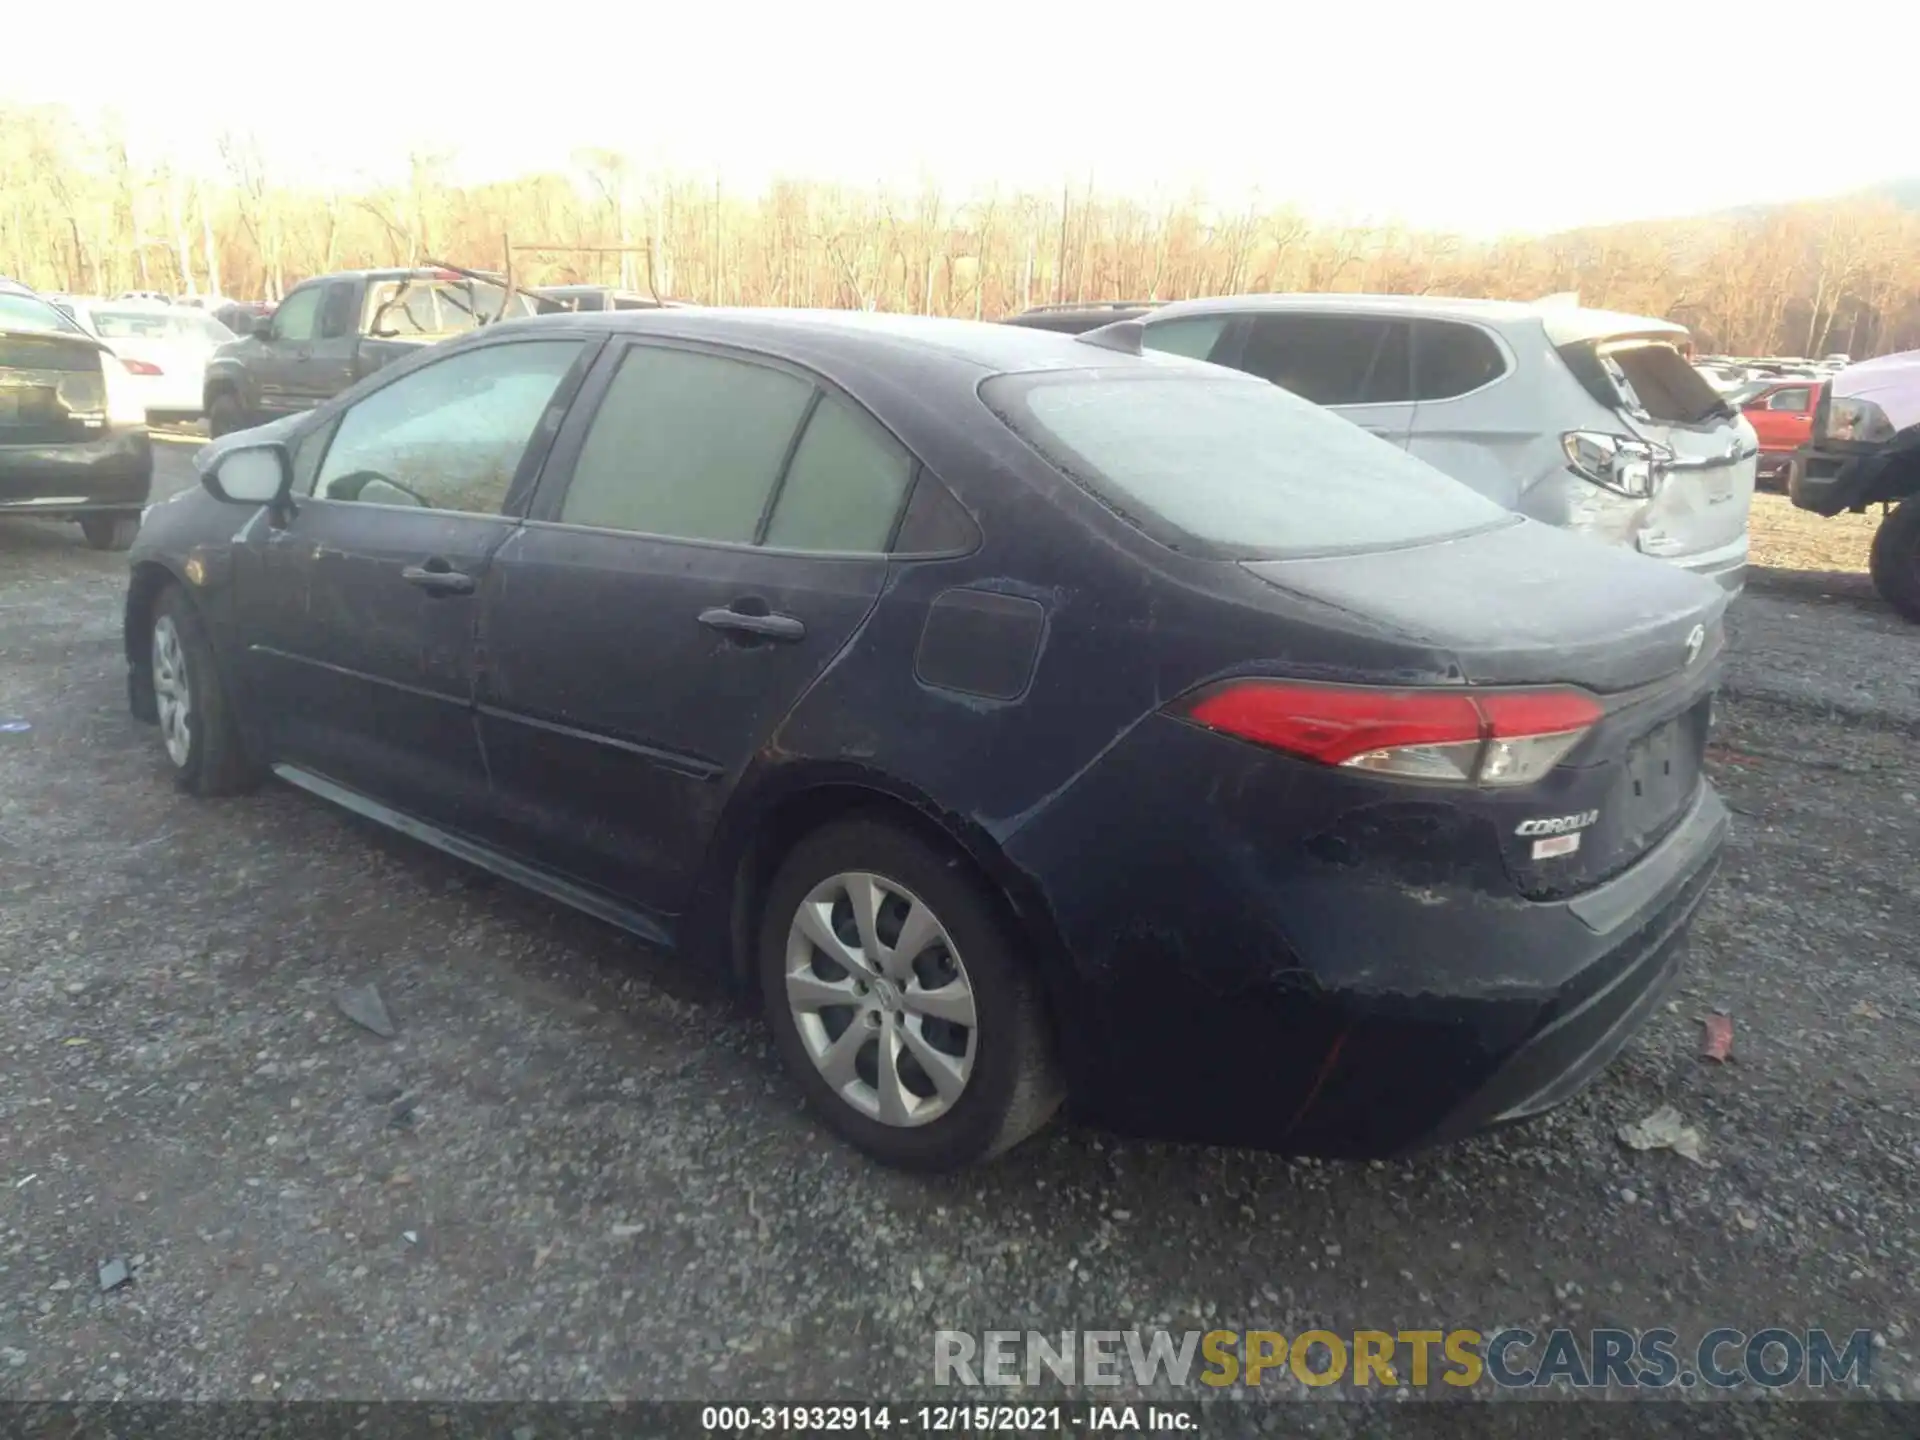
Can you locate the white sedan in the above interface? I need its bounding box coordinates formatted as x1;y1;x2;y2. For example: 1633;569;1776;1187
62;300;237;422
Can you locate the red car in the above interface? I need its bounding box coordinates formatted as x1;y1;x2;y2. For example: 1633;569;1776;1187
1739;378;1825;488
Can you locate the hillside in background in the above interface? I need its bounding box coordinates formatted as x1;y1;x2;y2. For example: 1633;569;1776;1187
4;101;1918;358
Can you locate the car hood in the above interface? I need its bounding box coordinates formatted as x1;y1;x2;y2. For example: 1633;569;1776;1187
1241;518;1729;694
1831;350;1920;431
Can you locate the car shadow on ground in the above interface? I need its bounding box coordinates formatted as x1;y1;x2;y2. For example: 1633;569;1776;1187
1742;563;1882;609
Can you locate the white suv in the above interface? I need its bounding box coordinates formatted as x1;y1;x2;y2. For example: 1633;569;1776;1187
1129;295;1757;591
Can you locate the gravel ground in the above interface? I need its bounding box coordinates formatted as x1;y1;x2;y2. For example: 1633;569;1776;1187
2;453;1915;1421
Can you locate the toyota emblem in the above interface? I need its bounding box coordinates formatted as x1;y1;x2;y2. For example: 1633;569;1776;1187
1685;624;1706;666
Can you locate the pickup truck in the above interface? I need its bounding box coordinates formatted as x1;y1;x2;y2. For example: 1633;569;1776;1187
1737;377;1825;489
1791;349;1920;621
202;268;545;436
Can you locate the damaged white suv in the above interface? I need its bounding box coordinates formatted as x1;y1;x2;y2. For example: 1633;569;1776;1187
1131;295;1757;590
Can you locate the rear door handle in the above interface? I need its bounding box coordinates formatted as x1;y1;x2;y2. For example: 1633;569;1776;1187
698;606;806;642
401;562;477;596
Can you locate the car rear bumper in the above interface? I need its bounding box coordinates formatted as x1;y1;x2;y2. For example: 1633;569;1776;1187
1004;720;1729;1159
1665;533;1747;593
0;425;153;515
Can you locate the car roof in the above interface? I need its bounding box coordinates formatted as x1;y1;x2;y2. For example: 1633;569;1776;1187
484;306;1221;378
1145;292;1690;346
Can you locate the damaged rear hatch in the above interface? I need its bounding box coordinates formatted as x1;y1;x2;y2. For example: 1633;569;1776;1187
1551;317;1756;567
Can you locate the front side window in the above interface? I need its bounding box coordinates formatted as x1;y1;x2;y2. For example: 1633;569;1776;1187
319;282;359;340
312;339;582;514
1235;314;1414;406
1767;386;1813;412
270;287;323;344
985;369;1512;560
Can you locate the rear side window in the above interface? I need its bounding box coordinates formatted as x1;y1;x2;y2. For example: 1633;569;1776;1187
1414;321;1506;400
984;371;1512;559
561;348;815;543
1141;315;1232;362
561;347;919;553
1234;314;1413;406
763;396;914;552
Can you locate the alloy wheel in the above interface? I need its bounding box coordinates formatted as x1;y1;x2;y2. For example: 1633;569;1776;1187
151;615;193;768
784;871;978;1127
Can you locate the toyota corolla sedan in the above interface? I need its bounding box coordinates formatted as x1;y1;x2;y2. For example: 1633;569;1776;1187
124;309;1729;1170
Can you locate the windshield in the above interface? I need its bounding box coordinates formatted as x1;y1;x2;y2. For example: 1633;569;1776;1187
982;369;1514;559
90;308;235;345
365;278;543;337
0;291;87;337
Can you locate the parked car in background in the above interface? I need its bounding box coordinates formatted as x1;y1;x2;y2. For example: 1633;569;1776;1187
1737;376;1825;489
62;299;236;423
1002;302;1162;335
1791;349;1920;620
0;284;151;549
1109;295;1756;591
202;268;546;436
127;309;1728;1170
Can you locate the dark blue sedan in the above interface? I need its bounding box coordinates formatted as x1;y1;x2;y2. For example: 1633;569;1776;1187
124;308;1728;1170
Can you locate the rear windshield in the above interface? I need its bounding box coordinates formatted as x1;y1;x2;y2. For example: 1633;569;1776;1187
365;278;543;337
982;370;1514;560
91;309;235;344
0;292;85;337
1562;337;1731;426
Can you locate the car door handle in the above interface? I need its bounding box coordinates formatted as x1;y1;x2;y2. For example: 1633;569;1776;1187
401;563;477;596
698;606;806;641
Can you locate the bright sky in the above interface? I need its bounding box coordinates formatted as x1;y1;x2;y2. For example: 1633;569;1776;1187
8;0;1912;236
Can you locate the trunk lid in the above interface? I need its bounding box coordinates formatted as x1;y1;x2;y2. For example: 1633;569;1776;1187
1239;519;1724;899
0;330;109;445
1240;516;1729;695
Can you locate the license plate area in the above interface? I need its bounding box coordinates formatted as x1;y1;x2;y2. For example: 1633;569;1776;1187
1622;718;1694;841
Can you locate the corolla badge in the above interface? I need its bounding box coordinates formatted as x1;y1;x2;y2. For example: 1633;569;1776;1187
1685;624;1707;666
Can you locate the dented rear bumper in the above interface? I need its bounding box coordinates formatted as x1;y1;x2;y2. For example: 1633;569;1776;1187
1003;715;1728;1158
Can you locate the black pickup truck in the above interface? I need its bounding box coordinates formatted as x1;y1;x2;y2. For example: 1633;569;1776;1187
201;268;547;436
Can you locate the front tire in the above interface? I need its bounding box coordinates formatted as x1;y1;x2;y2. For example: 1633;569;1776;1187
150;587;262;796
207;391;249;439
1869;497;1920;623
80;514;139;551
757;818;1063;1170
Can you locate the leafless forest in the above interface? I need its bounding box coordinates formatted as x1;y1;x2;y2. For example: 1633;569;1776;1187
5;103;1918;357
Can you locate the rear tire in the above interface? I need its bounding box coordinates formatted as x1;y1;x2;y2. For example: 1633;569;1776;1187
757;817;1063;1170
80;514;139;551
207;391;249;438
1869;498;1920;624
151;586;262;796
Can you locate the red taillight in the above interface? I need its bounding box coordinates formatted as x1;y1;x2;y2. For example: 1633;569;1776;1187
119;358;163;376
1179;680;1602;787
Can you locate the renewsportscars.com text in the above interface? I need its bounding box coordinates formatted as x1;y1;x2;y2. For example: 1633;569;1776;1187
933;1327;1875;1391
